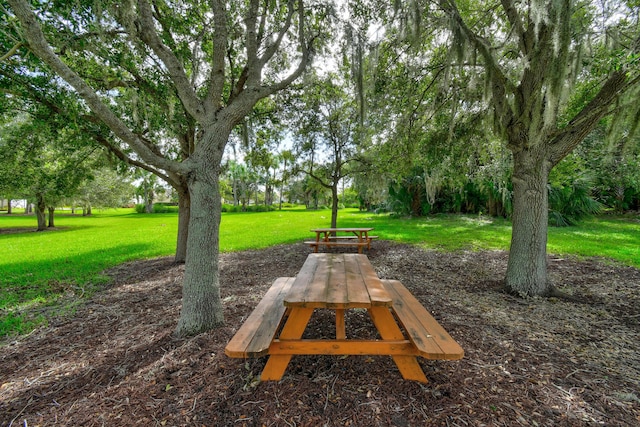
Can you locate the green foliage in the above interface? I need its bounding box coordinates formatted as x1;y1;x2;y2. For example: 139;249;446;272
0;109;101;229
388;171;429;216
134;203;180;214
0;312;45;338
387;167;511;217
152;203;179;214
221;204;277;213
74;167;135;210
548;179;603;227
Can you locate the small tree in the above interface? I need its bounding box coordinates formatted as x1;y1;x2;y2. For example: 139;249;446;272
0;112;95;229
75;167;135;214
293;74;363;227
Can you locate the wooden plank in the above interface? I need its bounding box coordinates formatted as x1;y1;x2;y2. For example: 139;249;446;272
288;254;376;309
343;254;372;306
311;228;373;232
326;254;348;307
306;254;331;304
304;241;368;246
382;280;464;360
354;254;392;307
335;309;346;339
323;235;378;242
287;254;393;309
225;277;295;358
269;339;417;355
325;235;378;240
285;254;319;305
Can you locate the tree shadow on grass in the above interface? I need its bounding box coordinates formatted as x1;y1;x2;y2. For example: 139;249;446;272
0;255;185;425
1;243;157;338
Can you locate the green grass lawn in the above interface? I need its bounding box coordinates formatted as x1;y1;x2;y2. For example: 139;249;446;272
2;207;639;337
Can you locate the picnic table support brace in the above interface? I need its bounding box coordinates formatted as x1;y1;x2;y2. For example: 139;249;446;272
336;309;346;339
260;307;314;381
368;306;429;383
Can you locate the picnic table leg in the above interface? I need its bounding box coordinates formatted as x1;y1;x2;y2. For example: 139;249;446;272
368;306;428;383
335;309;346;339
261;307;314;381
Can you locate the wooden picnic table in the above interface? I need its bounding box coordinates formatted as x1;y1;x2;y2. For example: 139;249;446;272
225;253;464;383
305;227;377;253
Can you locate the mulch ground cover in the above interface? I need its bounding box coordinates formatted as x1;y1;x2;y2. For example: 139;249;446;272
1;241;639;426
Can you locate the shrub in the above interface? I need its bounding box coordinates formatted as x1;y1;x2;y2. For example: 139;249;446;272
548;178;603;226
152;203;179;213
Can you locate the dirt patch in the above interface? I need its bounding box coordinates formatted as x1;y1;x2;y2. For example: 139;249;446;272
1;242;639;426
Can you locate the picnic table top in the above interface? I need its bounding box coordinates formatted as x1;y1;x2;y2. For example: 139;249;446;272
284;253;392;309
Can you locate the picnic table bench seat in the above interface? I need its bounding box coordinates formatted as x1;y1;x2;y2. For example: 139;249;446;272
324;235;379;241
304;235;378;251
382;279;464;360
304;239;369;248
225;277;295;358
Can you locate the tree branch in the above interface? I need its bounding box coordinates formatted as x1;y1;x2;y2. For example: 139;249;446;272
439;0;516;127
92;133;177;187
0;42;24;62
3;68;184;185
500;0;527;53
548;70;633;165
245;0;260;73
260;0;315;96
207;0;228;112
134;0;204;121
256;0;296;71
7;0;188;175
548;31;640;165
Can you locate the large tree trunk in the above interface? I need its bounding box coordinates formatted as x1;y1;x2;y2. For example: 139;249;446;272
35;195;46;231
505;147;552;297
47;206;55;227
175;187;190;263
174;131;227;336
